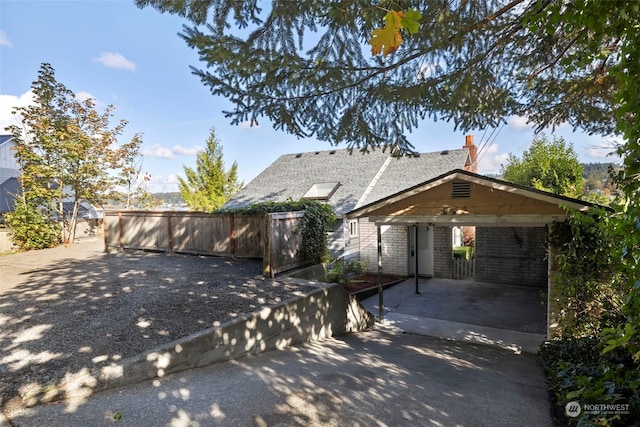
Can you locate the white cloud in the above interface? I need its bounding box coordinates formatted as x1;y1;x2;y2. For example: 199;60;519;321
94;52;136;71
172;145;203;156
75;91;95;103
239;120;259;129
583;140;621;161
0;90;35;133
0;30;13;48
508;115;530;131
148;173;180;193
477;144;509;174
142;144;204;159
142;143;173;159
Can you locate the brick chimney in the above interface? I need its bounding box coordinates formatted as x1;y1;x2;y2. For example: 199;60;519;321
463;135;477;173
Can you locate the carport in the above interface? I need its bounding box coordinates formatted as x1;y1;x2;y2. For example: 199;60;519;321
347;169;598;338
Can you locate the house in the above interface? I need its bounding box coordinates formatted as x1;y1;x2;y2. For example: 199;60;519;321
0;135;20;216
347;168;601;337
224;136;478;261
0;133;102;226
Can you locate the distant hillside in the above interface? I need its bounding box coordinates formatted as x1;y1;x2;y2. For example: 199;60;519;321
153;192;185;206
582;162;618;193
484;162;618;196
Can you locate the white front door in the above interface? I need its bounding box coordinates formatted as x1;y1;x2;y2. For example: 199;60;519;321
410;226;433;277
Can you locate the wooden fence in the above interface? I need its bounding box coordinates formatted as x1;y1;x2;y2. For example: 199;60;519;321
453;257;475;279
103;210;309;277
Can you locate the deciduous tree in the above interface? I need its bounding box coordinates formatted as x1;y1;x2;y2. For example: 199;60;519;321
178;128;243;212
501;134;584;198
116;138;156;209
6;63;144;244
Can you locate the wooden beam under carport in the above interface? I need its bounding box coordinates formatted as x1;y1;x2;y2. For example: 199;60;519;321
368;214;568;227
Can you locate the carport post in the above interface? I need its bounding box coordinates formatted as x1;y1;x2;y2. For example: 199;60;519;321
414;224;420;294
377;224;384;322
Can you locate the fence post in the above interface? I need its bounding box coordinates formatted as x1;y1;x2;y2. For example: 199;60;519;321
166;212;174;254
118;211;124;251
263;213;272;277
103;213;109;253
230;213;236;256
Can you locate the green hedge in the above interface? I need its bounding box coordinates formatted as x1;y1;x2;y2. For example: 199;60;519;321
539;337;640;426
453;246;474;259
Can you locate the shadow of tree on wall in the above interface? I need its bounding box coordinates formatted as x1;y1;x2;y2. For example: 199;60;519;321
0;247;314;409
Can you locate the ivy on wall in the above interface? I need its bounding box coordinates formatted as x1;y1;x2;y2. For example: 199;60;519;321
218;199;336;263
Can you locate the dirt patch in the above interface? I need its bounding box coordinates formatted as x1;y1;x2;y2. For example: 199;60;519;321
341;274;403;293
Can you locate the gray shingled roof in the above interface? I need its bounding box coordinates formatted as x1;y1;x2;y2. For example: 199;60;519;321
223;147;471;215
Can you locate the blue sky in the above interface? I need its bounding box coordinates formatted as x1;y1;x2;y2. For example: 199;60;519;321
0;0;619;193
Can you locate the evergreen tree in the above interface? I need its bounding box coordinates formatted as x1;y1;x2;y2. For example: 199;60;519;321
178;129;243;212
136;0;619;153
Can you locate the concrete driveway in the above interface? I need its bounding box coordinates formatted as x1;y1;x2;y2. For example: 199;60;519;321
361;278;548;354
5;325;552;427
2;248;552;426
4;289;553;427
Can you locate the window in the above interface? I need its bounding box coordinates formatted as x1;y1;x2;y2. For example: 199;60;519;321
348;219;358;238
302;182;341;201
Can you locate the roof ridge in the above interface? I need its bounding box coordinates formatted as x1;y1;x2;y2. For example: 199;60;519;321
354;154;393;210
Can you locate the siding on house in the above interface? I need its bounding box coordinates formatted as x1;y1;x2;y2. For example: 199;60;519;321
0;136;18;170
0;136;20;187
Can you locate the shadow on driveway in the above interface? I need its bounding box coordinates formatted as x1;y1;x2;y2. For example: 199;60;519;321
6;327;553;426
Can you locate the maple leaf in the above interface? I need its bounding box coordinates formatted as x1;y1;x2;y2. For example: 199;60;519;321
401;8;422;34
370;10;404;57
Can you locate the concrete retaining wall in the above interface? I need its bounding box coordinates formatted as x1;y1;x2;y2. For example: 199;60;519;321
25;280;375;406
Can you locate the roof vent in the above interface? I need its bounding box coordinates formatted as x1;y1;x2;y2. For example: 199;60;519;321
329;150;336;155
452;181;471;198
441;150;449;155
295;153;302;158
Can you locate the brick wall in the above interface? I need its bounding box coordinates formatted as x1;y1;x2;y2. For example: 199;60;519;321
358;219;409;276
475;226;547;287
433;226;453;278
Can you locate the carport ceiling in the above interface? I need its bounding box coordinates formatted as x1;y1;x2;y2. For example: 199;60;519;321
348;169;598;227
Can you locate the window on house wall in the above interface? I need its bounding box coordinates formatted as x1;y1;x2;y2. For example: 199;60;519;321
348;219;358;238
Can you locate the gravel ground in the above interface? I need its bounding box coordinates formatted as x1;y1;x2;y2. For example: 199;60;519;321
0;238;315;408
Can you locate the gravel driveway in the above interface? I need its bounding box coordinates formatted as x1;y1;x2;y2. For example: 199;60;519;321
0;238;314;409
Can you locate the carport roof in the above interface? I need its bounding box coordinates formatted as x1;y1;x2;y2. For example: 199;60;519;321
347;169;602;226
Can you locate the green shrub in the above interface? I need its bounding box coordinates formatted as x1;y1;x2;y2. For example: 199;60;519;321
325;258;366;285
5;201;61;250
453;246;474;259
540;337;640;426
549;210;627;337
